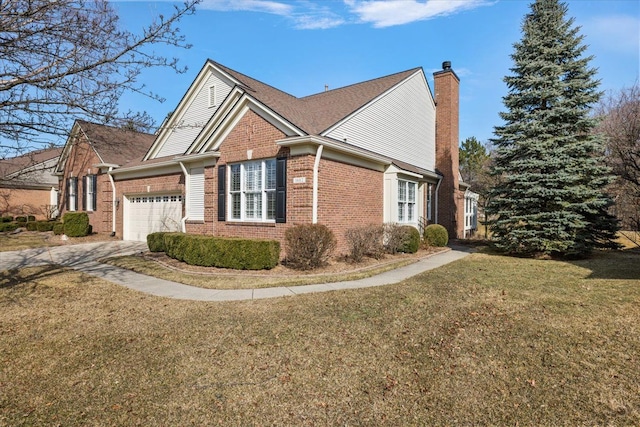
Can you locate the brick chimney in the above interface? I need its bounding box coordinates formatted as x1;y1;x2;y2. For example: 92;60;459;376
433;61;464;239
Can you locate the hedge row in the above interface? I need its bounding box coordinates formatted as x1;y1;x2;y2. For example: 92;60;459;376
148;232;280;270
0;219;60;232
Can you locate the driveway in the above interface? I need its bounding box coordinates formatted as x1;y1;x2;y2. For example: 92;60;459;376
0;241;148;270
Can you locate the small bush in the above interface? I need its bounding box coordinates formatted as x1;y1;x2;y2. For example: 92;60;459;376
147;232;167;252
382;224;421;254
383;223;405;254
53;222;65;235
399;225;421;253
25;222;38;231
285;224;337;270
36;221;57;232
0;223;18;233
424;224;449;247
15;216;26;222
345;225;385;263
27;215;36;222
163;233;280;270
1;216;13;223
62;212;91;237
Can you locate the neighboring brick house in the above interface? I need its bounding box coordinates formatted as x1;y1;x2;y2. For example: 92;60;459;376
55;121;155;234
58;59;476;252
0;147;62;220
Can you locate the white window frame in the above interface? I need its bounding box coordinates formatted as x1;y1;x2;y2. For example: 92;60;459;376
208;85;216;108
229;159;276;222
426;183;433;221
68;177;77;211
85;175;95;212
398;179;417;224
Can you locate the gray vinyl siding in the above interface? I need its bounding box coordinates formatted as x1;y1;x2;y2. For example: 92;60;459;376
323;73;436;172
155;74;233;158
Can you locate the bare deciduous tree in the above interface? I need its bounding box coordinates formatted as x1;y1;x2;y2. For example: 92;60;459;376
0;0;197;156
596;83;640;245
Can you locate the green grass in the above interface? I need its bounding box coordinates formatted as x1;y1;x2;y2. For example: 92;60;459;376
1;250;638;425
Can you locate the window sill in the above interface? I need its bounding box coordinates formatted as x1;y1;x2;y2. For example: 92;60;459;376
224;221;276;228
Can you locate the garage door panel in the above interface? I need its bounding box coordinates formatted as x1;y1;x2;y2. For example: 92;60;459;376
124;194;183;241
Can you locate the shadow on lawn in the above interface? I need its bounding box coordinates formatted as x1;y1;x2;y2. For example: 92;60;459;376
570;250;640;281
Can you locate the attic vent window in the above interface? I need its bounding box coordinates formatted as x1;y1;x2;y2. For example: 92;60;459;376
208;85;216;108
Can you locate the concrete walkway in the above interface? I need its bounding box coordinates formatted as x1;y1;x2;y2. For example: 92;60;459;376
0;241;472;301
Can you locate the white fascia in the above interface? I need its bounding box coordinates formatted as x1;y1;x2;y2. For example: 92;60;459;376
185;87;244;155
145;61;242;161
277;135;391;170
200;95;304;154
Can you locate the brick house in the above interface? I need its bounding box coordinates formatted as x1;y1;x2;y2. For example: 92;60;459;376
55;121;155;234
57;59;476;251
0;147;62;220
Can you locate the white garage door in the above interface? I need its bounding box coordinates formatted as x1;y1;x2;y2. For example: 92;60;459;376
123;194;183;241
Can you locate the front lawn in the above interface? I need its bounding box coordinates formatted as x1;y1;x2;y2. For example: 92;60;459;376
1;250;638;425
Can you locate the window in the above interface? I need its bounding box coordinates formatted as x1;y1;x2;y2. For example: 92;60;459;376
208;85;216;108
398;180;416;223
83;175;97;211
426;183;433;221
229;159;276;221
67;177;77;211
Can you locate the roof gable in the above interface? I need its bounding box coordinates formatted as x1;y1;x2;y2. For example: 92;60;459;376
56;120;155;174
146;61;239;159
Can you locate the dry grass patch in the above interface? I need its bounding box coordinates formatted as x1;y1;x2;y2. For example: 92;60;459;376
103;250;438;289
1;250;639;426
0;232;59;251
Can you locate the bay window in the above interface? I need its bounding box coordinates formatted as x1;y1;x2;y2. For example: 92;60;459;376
398;179;416;223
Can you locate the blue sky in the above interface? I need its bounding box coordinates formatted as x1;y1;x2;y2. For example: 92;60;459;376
114;0;639;145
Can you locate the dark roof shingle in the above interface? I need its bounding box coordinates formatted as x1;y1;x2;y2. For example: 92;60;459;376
212;60;421;135
76;121;156;166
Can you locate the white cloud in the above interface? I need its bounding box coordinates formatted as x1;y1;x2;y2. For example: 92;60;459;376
346;0;491;28
199;0;344;29
198;0;293;15
584;14;640;55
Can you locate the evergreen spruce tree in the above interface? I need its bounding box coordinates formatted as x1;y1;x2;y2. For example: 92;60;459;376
486;0;619;258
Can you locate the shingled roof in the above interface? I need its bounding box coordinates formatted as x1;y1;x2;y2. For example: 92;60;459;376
75;120;156;166
0;146;62;179
212;60;422;135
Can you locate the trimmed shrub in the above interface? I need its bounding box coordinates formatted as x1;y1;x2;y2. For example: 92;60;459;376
15;216;26;222
62;212;91;237
1;216;13;223
399;225;421;254
27;215;36;222
382;224;421;254
147;232;167;252
25;222;38;231
424;224;449;247
36;221;57;232
163;233;280;270
345;225;385;263
0;223;18;233
285;224;337;270
53;222;65;235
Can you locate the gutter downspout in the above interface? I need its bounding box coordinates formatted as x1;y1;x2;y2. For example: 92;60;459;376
178;162;189;233
312;145;324;224
434;176;442;225
107;167;117;236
